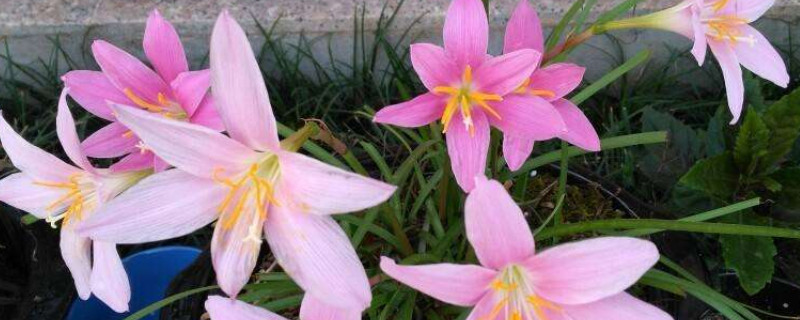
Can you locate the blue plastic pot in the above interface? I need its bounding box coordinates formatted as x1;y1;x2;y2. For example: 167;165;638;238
66;246;202;320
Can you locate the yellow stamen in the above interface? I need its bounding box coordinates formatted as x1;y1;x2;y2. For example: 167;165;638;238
529;89;557;99
123;89;163;112
33;173;91;228
122;130;134;138
484;265;564;320
704;16;755;45
432;65;509;135
711;0;730;12
123;89;189;120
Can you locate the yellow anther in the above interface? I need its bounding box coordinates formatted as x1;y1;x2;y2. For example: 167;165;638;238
214;158;281;238
529;89;557;99
433;65;506;135
123;89;163;112
711;0;729;12
33;173;91;228
122;130;134;138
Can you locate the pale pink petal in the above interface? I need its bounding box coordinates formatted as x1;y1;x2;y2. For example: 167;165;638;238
205;296;288;320
171;70;211;116
78;170;225;243
90;241;131;313
210;11;279;151
264;205;371;310
474;49;540;96
143;9;188;83
189;96;225;131
443;0;489;68
373;93;445;128
503;136;534;172
708;39;744;123
733;25;789;88
81;123;138;158
111;104;257;178
553;99;601;152
718;0;774;22
92;40;169;102
503;0;544;53
410;43;461;90
60;227;92;300
153;156;171;172
380;257;495;306
466;293;506;320
277;151;396;215
555;293;673;320
489;95;566;140
523;237;659;305
0;113;79;181
110;152;155;173
56;89;96;174
447;112;490;192
300;295;362;320
0;173;67;218
211;205;263;297
690;6;707;65
465;176;535;269
528;63;585;101
61;71;129;120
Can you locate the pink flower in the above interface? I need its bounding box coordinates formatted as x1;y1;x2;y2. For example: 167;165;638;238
205;294;361;320
501;0;600;171
0;90;149;312
77;11;396;313
373;0;563;191
62;9;223;172
380;177;670;320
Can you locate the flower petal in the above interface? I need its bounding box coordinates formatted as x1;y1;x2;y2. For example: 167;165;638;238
373;93;445;128
447;112;490;192
410;43;461;90
690;5;708;65
719;0;774;22
489;95;566;140
300;295;363;320
211;206;264;297
57;89;97;174
143;9;188;83
380;257;495;306
708;39;744;124
733;25;789;88
465;176;535;269
92;40;169;103
82;123;138;158
466;293;506;320
527;63;585;101
78;170;225;243
210;11;280;151
171;70;211;116
502;136;534;172
189;96;225;131
277;151;396;215
110;152;155;173
205;296;289;320
111;104;257;179
553;99;601;152
0;173;67;218
265;205;371;310
474;49;540;96
61;70;129;120
523;237;659;305
60;227;92;300
0;113;78;181
90;241;131;313
503;0;544;53
443;0;489;68
556;293;673;320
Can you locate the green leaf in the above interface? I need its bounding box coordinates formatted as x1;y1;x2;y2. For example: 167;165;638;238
705;105;731;157
768;167;800;218
759;87;800;173
733;110;770;175
571;49;650;105
679;152;739;198
719;213;777;295
640;107;704;188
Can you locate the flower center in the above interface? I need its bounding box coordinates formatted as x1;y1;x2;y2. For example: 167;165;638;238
213;154;281;244
483;265;562;320
703;16;754;45
123;89;188;120
432;65;503;136
33;173;96;228
512;79;557;99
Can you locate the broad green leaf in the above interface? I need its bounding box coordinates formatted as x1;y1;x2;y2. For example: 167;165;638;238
733;110;769;175
640;107;704;188
719;213;777;295
679;152;739;198
705;105;730;157
759;87;800;174
768;167;800;219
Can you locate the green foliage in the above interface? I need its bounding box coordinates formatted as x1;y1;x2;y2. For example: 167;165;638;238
679;152;739;198
719;213;777;296
733;110;770;176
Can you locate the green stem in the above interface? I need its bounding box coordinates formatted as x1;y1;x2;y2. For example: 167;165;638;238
383;205;414;257
552;140;570;243
622;198;761;237
535;219;800;240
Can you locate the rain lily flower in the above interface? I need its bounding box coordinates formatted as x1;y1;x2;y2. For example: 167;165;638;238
205;294;361;320
381;177;671;320
502;0;600;171
600;0;789;123
78;11;395;315
373;0;565;191
0;90;149;312
62;9;223;172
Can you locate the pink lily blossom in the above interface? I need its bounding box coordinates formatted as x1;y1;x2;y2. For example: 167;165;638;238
380;176;670;320
0;90;149;312
612;0;789;123
373;0;565;191
77;11;395;315
205;294;361;320
501;0;600;171
62;9;223;172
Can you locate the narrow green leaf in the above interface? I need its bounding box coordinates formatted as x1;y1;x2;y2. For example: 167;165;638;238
122;285;218;320
535;218;800;240
571;49;650;105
